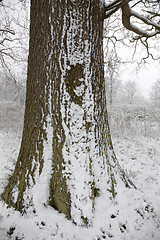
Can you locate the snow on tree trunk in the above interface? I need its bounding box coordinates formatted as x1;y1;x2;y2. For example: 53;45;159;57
2;0;134;225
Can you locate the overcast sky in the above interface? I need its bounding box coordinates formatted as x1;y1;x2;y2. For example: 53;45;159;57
116;40;160;99
121;60;160;99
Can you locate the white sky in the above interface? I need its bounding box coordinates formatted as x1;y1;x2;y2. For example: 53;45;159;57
116;43;160;99
121;61;160;99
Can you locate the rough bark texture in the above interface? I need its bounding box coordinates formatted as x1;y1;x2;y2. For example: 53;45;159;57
2;0;133;225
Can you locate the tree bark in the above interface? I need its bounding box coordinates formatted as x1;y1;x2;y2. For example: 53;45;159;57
2;0;134;225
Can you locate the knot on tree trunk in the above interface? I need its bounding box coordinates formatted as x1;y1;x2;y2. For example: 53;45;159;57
65;64;86;106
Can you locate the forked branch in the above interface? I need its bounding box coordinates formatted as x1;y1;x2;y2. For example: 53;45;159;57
104;0;124;18
121;1;160;37
104;0;160;38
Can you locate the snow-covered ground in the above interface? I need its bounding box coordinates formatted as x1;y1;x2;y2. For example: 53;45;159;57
0;127;160;239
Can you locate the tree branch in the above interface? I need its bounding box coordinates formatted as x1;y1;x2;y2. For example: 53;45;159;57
132;9;160;31
144;10;160;18
104;0;124;18
121;1;160;37
104;0;160;38
0;28;15;35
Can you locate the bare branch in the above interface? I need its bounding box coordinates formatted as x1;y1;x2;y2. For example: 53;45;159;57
0;28;15;35
121;1;160;37
144;10;160;18
104;0;160;40
104;0;124;18
131;9;160;30
0;37;20;45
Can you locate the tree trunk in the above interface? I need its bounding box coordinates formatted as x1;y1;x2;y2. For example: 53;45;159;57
2;0;133;225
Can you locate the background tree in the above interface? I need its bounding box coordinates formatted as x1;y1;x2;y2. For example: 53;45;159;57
124;79;139;104
2;0;160;226
105;53;121;105
0;0;29;96
150;79;160;108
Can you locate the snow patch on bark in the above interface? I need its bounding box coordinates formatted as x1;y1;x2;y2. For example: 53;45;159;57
31;119;53;211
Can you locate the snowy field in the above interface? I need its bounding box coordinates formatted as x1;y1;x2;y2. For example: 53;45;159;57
0;114;160;239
